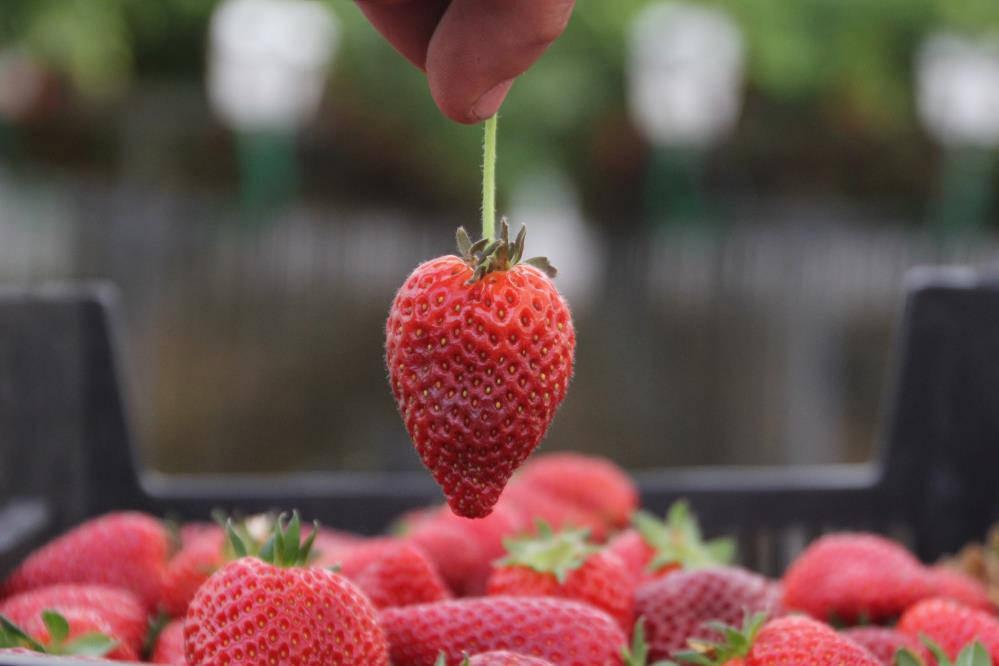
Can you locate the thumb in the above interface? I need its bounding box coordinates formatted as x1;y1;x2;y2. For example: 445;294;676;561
426;0;575;124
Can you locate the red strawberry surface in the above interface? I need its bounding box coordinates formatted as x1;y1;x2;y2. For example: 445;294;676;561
741;615;881;666
782;533;933;624
406;516;488;596
151;619;186;665
1;512;169;610
926;566;994;611
840;627;931;666
486;525;633;630
515;453;638;530
898;598;999;663
159;529;225;617
468;652;556;665
385;224;575;518
380;596;626;665
349;541;451;608
0;584;147;661
502;483;607;541
634;566;781;659
184;515;388;666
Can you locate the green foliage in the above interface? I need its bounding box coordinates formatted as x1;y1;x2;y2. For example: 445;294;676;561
2;0;999;207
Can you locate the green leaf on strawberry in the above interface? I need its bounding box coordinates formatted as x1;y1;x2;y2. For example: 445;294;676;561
0;611;117;657
906;638;995;666
634;500;736;574
224;510;320;567
498;521;598;584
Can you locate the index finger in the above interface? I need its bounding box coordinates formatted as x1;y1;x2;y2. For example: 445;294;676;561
357;0;450;69
427;0;575;123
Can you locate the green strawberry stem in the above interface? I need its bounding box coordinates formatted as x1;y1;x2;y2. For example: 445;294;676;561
482;114;498;241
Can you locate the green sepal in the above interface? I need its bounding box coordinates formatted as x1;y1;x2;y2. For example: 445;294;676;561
0;614;46;652
255;511;320;568
925;637;952;666
623;617;654;666
920;637;995;666
894;648;925;666
62;633;118;657
672;612;765;666
456;219;557;284
221;511;320;567
497;521;597;584
955;642;992;666
635;500;736;574
0;612;116;658
226;519;249;558
143;611;171;660
42;610;69;646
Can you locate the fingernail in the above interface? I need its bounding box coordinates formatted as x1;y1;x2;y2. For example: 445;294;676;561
472;79;514;121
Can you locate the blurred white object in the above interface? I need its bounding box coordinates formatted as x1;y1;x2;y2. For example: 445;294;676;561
627;2;745;147
209;0;339;132
510;169;600;307
917;33;999;148
0;50;46;122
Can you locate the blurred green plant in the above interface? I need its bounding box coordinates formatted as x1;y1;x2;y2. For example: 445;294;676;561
1;0;998;214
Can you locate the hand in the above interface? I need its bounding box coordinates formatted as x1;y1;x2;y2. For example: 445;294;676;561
357;0;575;124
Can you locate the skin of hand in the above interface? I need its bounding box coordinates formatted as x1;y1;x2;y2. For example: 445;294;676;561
356;0;576;124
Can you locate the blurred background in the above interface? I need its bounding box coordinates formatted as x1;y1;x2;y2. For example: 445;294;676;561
1;0;998;475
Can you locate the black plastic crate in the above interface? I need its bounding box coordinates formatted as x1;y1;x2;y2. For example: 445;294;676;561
0;268;998;664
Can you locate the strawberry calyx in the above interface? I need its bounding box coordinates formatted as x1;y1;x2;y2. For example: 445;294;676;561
225;510;319;568
635;500;736;575
497;521;598;584
622;617;675;666
457;219;556;285
0;611;117;657
895;639;992;666
434;652;470;666
664;613;766;666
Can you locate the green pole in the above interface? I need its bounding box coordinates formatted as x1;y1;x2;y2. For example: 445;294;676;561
236;130;299;224
930;146;996;238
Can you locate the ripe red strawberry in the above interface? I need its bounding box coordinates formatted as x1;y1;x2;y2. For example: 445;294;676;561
0;584;147;660
184;513;388;665
151;619;185;665
502;482;608;540
467;652;555;665
840;627;930;666
782;533;933;624
394;503;527;597
380;596;626;665
406;516;487;596
927;566;994;611
743;616;881;666
898;598;999;662
606;501;735;585
159;528;225;617
385;223;575;518
309;529;368;569
1;512;168;610
634;566;781;660
515;453;638;531
347;541;451;609
486;524;633;630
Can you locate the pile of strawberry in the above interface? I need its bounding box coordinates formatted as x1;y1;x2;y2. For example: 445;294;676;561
0;452;997;666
